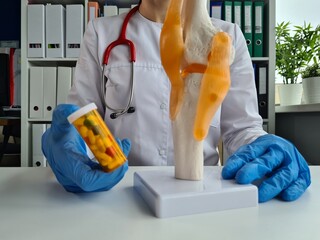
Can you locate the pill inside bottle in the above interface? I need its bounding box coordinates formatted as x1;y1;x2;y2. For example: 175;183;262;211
67;103;127;172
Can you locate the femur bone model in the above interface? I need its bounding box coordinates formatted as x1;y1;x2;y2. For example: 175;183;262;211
160;0;235;180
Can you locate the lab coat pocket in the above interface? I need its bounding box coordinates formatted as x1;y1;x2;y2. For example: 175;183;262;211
103;65;132;110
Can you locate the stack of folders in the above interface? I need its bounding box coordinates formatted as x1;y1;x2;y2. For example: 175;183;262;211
27;4;84;58
209;1;265;57
29;66;74;120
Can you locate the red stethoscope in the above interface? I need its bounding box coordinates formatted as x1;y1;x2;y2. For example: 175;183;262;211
101;5;139;119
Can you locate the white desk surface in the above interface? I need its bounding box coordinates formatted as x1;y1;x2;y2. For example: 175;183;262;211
0;166;318;240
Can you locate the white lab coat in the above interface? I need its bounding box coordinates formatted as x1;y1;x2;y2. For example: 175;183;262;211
67;11;266;166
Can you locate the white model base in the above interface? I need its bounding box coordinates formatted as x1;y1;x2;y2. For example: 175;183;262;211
133;166;258;218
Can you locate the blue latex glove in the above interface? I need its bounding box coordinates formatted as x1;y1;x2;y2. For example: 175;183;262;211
222;134;311;203
41;104;131;193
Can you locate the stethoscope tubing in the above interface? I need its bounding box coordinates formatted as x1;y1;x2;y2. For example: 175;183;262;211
101;62;135;118
101;6;140;119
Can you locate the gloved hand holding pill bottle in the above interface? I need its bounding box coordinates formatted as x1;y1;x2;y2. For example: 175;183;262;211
67;103;127;172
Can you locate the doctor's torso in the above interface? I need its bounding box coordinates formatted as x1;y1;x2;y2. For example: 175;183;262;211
68;11;262;166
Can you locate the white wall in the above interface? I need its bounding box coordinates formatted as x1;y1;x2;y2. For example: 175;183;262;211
276;0;320;26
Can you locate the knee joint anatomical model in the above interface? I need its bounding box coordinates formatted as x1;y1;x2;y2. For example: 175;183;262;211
160;0;234;180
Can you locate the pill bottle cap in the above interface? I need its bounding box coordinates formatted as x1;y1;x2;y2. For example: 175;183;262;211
67;103;97;123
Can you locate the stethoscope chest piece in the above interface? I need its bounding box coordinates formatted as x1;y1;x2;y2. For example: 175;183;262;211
110;106;136;119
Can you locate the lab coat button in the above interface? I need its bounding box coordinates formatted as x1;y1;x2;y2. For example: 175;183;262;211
160;103;166;109
159;149;166;156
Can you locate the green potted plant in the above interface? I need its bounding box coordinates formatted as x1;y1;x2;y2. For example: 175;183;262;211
301;24;320;104
301;62;320;104
275;22;319;105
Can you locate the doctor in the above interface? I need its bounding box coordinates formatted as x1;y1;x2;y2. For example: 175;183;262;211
42;0;311;202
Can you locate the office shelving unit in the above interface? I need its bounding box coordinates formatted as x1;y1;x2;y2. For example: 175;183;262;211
208;0;276;162
209;0;276;133
20;0;139;166
21;0;88;167
253;0;275;134
20;0;275;166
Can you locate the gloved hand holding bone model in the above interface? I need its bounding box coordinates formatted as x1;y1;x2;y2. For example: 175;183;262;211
160;0;234;180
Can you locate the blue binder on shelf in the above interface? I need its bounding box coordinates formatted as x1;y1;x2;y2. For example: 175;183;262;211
253;1;264;57
210;1;223;19
254;63;268;119
243;1;253;57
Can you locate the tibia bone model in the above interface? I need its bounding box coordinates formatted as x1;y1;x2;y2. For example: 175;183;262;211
160;0;234;180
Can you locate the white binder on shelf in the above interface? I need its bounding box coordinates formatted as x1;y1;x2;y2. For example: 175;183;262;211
29;67;44;119
43;67;57;119
57;67;72;105
27;4;45;58
104;5;118;16
66;5;84;58
46;4;65;58
118;8;130;15
32;124;47;167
